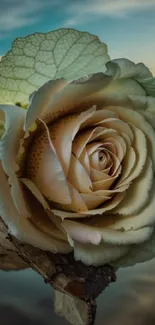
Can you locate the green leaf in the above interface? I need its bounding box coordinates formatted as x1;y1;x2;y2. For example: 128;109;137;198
0;28;110;105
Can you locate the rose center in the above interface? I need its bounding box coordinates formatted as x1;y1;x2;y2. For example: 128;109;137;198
99;151;105;162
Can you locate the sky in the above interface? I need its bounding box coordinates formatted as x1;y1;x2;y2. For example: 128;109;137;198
0;0;155;74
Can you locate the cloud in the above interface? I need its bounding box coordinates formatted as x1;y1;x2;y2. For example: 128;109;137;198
63;0;155;26
0;0;58;32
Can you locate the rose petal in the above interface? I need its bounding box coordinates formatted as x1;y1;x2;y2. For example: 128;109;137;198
60;184;88;213
86;142;102;156
105;59;152;80
90;168;112;182
113;157;153;215
103;138;125;161
26;72;112;131
102;141;117;155
68;154;92;193
81;191;127;215
92;165;122;191
78;148;90;175
98;117;134;142
89;128;118;142
128;95;155;128
0;162;71;253
72;126;104;158
24;79;68;130
49;106;96;175
74;242;129;266
20;178;50;210
0;110;5;139
80;109;118;129
10;176;32;217
52;192;126;219
89;150;103;170
23;187;67;242
118;126;147;187
106;106;155;169
39;72;111;125
110;183;155;231
62;220;153;245
116;147;136;184
0;105;31;216
72;59;150;113
27;119;71;205
81;193;110;210
0;104;25;175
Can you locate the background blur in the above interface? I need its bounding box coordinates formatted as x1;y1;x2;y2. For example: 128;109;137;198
1;259;155;325
1;1;155;324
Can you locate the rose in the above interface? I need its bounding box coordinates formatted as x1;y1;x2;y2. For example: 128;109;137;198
0;58;155;266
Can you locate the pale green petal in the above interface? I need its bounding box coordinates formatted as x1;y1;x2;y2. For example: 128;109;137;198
0;29;110;105
0;162;71;253
25;73;110;130
113;229;155;269
74;242;129;266
62;220;153;246
136;77;155;97
110;183;155;232
128;95;155;129
0;104;26;175
105;58;152;80
105;58;155;97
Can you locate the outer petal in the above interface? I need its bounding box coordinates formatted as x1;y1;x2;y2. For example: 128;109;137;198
25;73;112;130
22;185;68;242
105;59;152;80
20;178;50;210
74;242;129;266
80;109;117;129
26;119;71;205
0;105;31;216
114;157;153;215
128;95;155;129
117;147;136;183
24;79;68;130
117;126;147;187
62;220;153;246
0;163;71;253
136;77;155;97
73;60;151;113
0;104;26;175
110;183;155;231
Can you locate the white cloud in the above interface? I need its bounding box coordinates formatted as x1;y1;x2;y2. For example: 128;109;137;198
0;0;58;32
64;0;155;26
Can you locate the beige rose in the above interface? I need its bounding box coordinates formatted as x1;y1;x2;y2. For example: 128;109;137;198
0;58;155;266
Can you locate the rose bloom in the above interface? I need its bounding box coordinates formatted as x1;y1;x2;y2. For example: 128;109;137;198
0;59;155;266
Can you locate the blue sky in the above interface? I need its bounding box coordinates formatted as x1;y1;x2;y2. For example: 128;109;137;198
0;0;155;74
